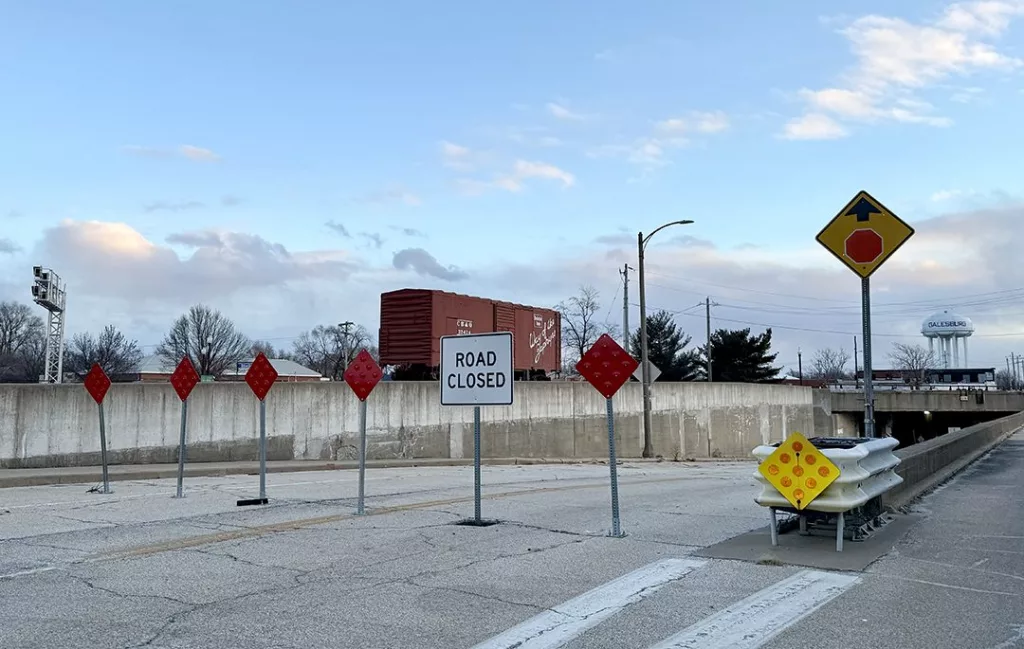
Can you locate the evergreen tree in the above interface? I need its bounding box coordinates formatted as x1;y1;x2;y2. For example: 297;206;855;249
629;310;701;381
704;327;781;382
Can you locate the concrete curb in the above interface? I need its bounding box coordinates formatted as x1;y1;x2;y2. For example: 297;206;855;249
884;424;1023;511
0;456;736;488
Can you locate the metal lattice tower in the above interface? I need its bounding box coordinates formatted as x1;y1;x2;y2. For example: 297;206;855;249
31;266;67;383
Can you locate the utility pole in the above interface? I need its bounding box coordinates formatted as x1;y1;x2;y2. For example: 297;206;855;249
854;336;859;389
705;297;713;382
620;264;632;350
798;348;803;385
339;321;354;369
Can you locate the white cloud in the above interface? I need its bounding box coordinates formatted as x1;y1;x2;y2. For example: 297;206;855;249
782;113;849;140
784;1;1024;137
694;111;731;133
457;159;576;194
950;86;985;102
938;0;1024;34
546;102;590;121
655;110;731;135
591;110;729;169
930;187;985;202
931;189;962;201
440;140;474;170
121;144;222;162
178;145;221;162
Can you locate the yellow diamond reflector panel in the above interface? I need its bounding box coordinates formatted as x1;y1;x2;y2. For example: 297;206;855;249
757;432;839;510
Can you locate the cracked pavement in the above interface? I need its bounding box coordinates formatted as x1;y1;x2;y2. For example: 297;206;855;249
0;462;770;648
5;444;1023;649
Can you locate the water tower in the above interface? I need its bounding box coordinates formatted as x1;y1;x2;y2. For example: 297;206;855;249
921;309;974;369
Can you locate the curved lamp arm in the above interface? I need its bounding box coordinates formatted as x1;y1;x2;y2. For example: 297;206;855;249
641;219;694;249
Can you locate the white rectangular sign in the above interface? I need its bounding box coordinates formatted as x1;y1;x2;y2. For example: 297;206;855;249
440;332;514;406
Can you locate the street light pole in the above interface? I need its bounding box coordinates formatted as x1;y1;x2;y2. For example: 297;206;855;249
638;233;652;458
637;219;695;459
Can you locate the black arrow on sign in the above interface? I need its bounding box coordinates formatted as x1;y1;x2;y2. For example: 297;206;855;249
845;196;882;222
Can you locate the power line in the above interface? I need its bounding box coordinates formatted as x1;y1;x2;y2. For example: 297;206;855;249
642;269;1024;311
632;302;1024;339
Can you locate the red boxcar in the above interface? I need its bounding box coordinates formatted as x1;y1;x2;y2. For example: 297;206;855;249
379;288;562;375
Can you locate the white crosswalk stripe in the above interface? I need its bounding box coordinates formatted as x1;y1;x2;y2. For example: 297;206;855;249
645;569;861;649
469;557;707;649
469;559;862;649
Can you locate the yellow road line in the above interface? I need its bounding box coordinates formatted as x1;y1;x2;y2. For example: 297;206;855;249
92;475;699;562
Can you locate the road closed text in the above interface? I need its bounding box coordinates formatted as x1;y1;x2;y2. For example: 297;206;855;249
447;351;507;390
439;332;514;406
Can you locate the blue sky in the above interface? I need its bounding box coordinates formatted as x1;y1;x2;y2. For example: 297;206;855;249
1;0;1023;369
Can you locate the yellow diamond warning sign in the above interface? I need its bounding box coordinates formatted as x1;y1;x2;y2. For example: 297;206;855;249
757;432;838;510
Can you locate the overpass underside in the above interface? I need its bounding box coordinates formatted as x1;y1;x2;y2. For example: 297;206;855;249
830;389;1023;448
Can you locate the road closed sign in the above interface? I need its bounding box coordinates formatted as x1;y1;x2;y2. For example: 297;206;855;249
440;332;514;406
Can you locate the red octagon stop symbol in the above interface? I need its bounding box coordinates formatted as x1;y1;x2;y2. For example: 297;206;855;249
844;229;883;265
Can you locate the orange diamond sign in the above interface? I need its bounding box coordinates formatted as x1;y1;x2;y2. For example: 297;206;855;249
757;432;839;510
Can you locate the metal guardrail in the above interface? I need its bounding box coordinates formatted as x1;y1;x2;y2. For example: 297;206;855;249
751;436;903;551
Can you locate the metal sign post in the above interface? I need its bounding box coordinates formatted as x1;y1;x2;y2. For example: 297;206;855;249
576;333;639;538
343;349;384;515
473;406;482;522
439;331;514;526
97;401;111;494
861;278;875;438
83;363;112;494
169;356;200;498
357;399;368;513
177;399;188;496
258;399;267;501
604;398;622;537
816;190;915;438
238;352;278;507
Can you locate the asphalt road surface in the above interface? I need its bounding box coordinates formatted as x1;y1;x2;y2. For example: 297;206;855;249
2;434;1022;649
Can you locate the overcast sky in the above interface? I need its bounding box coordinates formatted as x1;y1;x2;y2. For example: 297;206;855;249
1;1;1022;373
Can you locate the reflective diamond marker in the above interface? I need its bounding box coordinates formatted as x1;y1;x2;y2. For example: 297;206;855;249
170;356;200;402
344;349;383;402
244;352;278;402
83;363;112;405
576;333;639;400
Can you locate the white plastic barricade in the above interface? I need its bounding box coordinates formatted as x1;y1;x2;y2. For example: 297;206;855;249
751;436;903;551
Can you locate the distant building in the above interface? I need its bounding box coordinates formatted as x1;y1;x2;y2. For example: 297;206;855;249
134;355;322;383
764;374;832;388
220;358;323;383
850;367;996;390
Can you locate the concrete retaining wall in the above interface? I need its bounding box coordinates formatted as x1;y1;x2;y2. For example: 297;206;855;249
0;380;822;468
883;410;1024;508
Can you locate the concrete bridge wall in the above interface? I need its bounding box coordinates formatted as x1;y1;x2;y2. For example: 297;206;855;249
883;410;1024;509
831;389;1024;414
0;381;830;469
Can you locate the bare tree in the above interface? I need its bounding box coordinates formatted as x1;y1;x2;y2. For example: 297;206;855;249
996;370;1022;391
888;342;935;386
66;325;144;379
250;340;283;359
808;347;852;382
291;323;375;380
0;301;45;382
557;285;613;368
156;305;252;376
